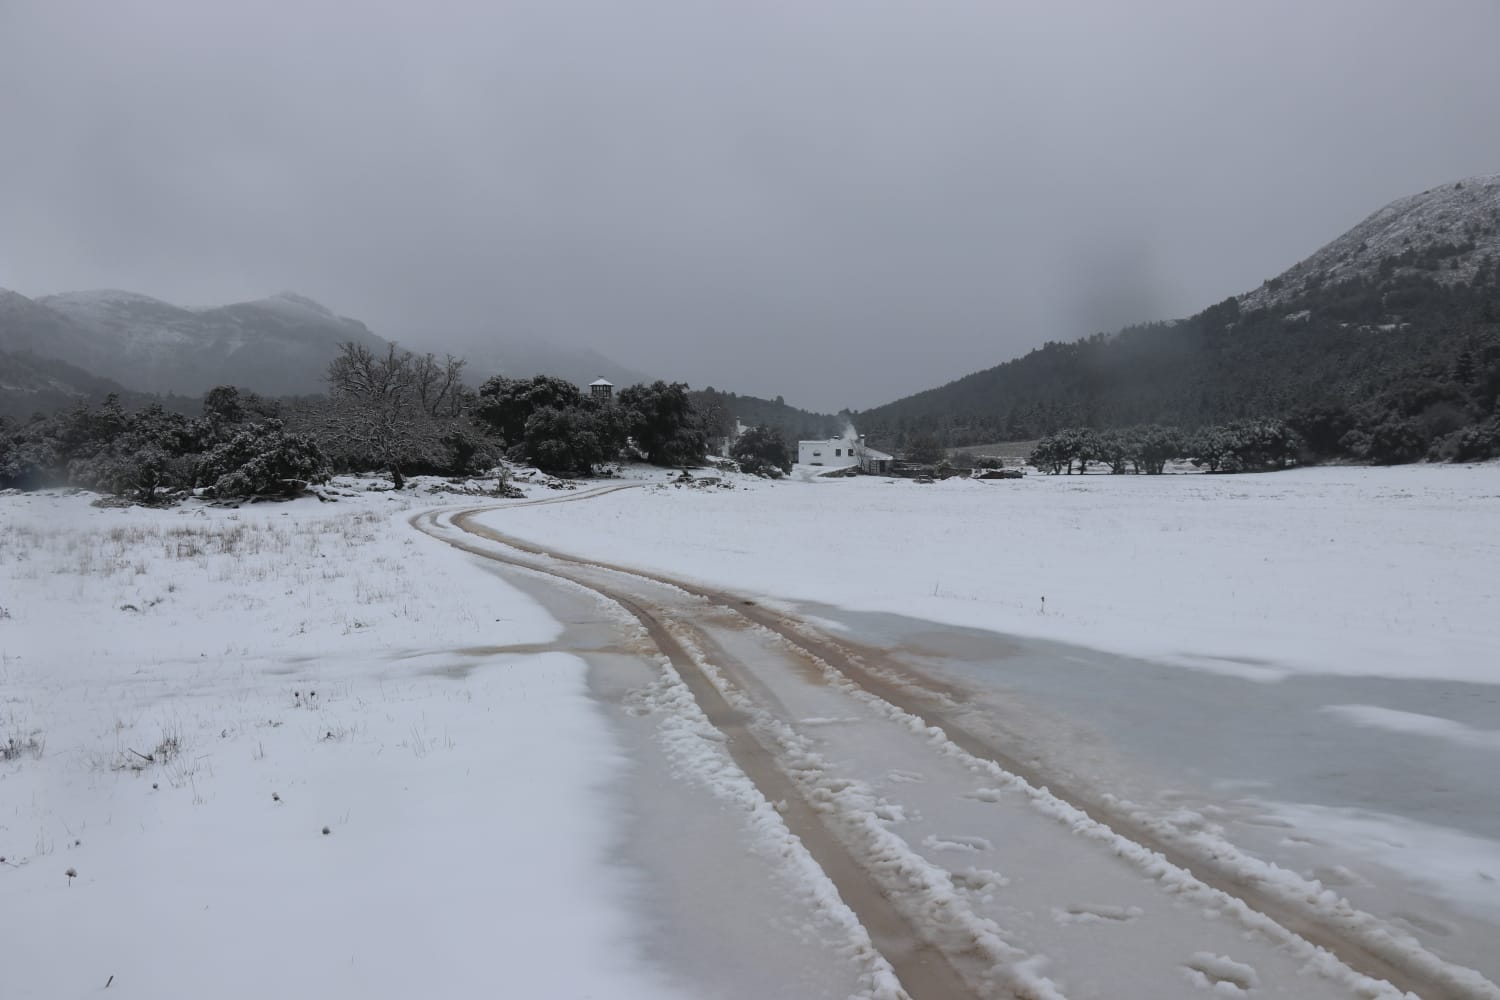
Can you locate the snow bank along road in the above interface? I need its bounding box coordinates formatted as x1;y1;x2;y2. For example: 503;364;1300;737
415;484;1499;1000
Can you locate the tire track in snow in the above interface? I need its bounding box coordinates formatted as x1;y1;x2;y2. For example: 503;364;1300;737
411;496;984;1000
417;488;1495;1000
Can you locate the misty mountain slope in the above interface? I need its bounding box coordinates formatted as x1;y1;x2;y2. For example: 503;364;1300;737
0;349;133;420
0;289;111;372
854;174;1500;452
1242;174;1500;311
29;289;391;396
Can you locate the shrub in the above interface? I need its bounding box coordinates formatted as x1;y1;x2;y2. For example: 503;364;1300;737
617;381;708;466
523;407;614;475
195;420;329;498
1430;417;1500;462
731;424;792;476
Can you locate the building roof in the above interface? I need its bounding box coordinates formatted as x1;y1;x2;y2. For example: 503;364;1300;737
861;447;894;461
589;378;613;387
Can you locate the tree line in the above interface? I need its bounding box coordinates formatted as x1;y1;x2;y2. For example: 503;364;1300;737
1028;420;1301;475
0;342;723;502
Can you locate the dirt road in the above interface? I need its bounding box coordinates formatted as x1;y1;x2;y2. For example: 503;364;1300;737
413;486;1496;1000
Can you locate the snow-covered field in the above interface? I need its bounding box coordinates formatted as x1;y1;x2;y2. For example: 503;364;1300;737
0;482;692;1000
6;462;1498;997
488;463;1500;685
476;461;1500;980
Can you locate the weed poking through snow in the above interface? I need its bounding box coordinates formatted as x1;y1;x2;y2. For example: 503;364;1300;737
2;731;45;761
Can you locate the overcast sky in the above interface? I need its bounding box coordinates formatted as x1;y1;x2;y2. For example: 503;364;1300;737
3;1;1499;410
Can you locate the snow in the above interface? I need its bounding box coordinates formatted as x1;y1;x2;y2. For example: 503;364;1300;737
1240;173;1500;310
1181;952;1260;994
477;463;1500;685
39;288;178;309
464;462;1500;993
252;290;340;320
8;462;1499;997
615;650;906;999
1257;801;1500;924
0;485;692;1000
1320;705;1500;752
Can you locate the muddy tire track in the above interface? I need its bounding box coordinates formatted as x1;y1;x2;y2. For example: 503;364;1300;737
413;498;986;999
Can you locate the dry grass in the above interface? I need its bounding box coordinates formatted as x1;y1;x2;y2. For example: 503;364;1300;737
2;731;45;762
0;511;390;587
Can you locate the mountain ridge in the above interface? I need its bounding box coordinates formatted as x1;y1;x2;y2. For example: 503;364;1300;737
0;288;653;402
853;172;1500;460
1241;173;1500;312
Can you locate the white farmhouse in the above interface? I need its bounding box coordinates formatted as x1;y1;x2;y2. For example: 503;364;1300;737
797;434;893;474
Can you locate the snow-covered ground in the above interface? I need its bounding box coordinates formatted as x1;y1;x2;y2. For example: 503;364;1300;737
7;462;1498;997
490;463;1500;685
0;481;699;1000
476;462;1500;982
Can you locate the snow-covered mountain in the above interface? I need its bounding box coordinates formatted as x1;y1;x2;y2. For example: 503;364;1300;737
0;288;113;373
0;287;653;401
1240;173;1500;311
21;290;391;396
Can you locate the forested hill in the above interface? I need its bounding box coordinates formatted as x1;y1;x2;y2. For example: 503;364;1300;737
854;175;1500;461
690;387;842;441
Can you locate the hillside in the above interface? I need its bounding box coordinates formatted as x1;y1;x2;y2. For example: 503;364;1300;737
0;349;134;420
689;387;842;442
0;289;109;372
18;289;391;396
855;174;1500;462
1241;176;1500;311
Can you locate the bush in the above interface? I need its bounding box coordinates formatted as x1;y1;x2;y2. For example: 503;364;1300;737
523;407;616;475
1341;419;1426;465
618;381;708;466
69;445;185;503
438;422;502;478
475;375;583;445
195;421;329;498
731;424;792;476
0;428;62;490
1429;417;1500;463
1132;424;1185;474
1188;420;1300;473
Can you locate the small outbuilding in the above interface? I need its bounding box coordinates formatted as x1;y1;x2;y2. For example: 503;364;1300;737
858;444;894;475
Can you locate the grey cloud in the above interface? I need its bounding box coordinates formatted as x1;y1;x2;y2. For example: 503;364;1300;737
3;0;1499;410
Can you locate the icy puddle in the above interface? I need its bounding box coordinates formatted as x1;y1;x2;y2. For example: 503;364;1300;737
677;612;1386;1000
796;600;1500;987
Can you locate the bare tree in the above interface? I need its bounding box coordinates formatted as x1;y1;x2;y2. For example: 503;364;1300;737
323;342;447;488
411;352;468;419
